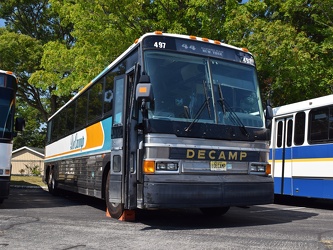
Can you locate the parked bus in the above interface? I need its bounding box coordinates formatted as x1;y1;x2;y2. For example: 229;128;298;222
270;94;333;199
0;70;24;204
43;31;274;219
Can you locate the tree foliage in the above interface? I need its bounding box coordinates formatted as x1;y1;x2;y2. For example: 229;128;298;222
29;0;231;103
224;0;333;106
0;0;332;148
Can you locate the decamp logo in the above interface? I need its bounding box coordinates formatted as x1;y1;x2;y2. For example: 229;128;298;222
70;133;85;150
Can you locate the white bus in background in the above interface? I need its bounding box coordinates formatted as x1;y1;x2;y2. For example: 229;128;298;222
0;70;25;204
270;94;333;199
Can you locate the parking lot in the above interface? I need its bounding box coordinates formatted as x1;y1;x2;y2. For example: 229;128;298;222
0;187;333;249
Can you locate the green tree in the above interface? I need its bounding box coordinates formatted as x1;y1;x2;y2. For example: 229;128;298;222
223;0;333;106
29;0;232;108
13;102;46;150
2;0;333;126
0;0;74;148
0;0;74;117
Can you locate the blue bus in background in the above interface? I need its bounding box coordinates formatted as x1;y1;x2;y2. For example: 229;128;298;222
270;94;333;199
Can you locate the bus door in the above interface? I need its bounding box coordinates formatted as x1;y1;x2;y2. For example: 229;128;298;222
273;116;294;195
108;69;138;218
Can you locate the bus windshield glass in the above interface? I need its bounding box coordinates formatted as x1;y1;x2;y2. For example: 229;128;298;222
144;50;264;128
0;88;15;139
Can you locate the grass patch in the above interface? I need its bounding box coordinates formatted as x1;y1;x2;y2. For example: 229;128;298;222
11;175;46;187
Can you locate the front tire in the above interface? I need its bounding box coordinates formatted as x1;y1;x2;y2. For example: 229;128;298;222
105;170;124;219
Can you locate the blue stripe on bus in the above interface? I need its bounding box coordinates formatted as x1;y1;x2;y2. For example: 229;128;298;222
274;177;333;199
270;143;333;160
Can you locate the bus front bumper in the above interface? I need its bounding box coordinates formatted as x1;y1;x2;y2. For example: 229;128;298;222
142;174;274;209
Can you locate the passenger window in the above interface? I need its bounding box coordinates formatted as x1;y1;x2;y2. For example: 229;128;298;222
277;121;283;148
76;92;88;129
66;102;75;134
104;74;114;115
294;112;305;145
330;107;333;141
309;107;329;143
287;119;293;147
88;81;103;123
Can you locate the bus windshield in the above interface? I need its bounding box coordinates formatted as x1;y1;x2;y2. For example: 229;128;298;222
0;88;15;139
144;50;264;128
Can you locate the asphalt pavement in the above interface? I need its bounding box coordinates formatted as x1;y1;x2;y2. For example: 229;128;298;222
0;187;333;249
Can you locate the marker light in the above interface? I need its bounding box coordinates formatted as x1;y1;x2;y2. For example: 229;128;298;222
139;86;147;93
143;160;155;174
266;164;271;175
154;31;163;35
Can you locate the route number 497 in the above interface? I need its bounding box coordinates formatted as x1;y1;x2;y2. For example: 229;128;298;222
154;42;166;48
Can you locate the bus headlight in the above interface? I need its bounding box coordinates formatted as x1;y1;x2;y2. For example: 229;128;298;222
250;163;270;175
156;162;179;171
143;161;179;174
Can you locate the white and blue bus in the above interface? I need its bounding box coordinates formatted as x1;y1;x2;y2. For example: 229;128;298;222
0;70;24;204
270;94;333;199
43;31;274;219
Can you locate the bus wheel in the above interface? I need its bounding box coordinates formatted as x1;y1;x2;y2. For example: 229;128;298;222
200;206;230;217
105;171;124;219
48;169;58;195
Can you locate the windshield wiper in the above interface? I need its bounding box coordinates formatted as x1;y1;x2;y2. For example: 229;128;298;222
185;80;212;132
217;84;226;114
217;84;249;138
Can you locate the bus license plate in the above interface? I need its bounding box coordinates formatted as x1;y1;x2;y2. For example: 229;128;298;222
210;161;227;171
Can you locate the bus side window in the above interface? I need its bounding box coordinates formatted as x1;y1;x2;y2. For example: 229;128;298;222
76;91;88;130
277;121;283;148
309;107;329;143
104;74;114;115
328;107;333;141
0;75;5;87
287;119;293;147
294;112;305;145
66;102;75;134
88;80;103;123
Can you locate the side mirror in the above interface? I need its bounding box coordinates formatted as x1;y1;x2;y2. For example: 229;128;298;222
135;75;154;103
15;117;25;132
265;100;273;129
136;75;153;132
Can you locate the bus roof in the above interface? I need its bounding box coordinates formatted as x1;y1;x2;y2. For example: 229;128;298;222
0;70;17;78
48;31;252;121
273;94;333;117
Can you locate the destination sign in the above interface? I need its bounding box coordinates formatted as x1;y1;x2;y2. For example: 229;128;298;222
142;35;255;65
170;148;260;162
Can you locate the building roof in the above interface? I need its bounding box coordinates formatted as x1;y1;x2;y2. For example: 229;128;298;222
12;146;45;157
